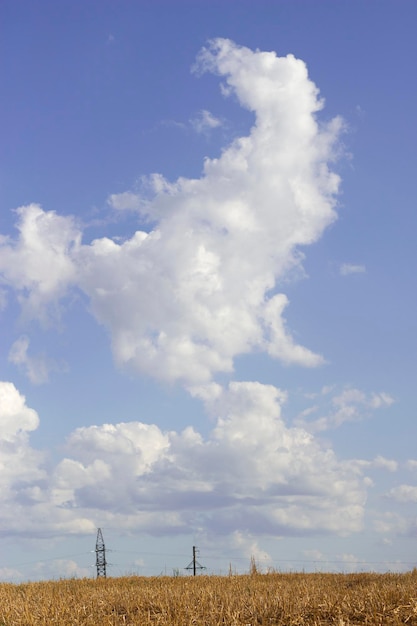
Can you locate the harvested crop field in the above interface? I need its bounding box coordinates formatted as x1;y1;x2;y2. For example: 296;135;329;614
1;571;417;625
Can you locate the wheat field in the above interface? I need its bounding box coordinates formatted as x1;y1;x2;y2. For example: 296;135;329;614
0;571;417;625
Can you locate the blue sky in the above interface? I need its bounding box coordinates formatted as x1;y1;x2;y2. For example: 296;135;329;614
0;0;416;580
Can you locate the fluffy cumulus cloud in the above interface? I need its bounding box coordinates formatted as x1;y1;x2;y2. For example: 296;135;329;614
0;382;45;532
0;373;409;557
0;379;369;540
0;39;344;386
45;381;367;537
0;204;79;324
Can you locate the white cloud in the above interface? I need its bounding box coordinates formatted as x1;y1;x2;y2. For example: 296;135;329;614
107;191;143;212
386;484;417;503
0;382;97;539
340;263;366;276
368;392;394;409
0;567;23;582
0;40;344;386
0;382;44;500
34;559;91;580
304;548;325;561
230;531;273;569
297;387;394;432
303;550;366;572
370;455;398;472
373;512;409;535
353;455;398;473
262;294;324;366
45;381;367;537
0;204;79;324
0;379;368;540
335;553;366;572
8;335;54;384
190;109;222;134
0;381;40;442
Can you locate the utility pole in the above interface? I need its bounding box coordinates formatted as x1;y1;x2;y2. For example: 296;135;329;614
185;545;206;576
95;528;107;578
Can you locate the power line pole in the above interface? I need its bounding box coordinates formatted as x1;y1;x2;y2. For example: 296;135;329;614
185;546;206;576
95;528;107;578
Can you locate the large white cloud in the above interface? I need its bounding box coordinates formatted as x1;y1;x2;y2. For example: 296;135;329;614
0;379;401;545
47;381;367;537
0;39;343;385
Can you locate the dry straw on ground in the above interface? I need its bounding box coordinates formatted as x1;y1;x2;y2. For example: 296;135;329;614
1;570;417;625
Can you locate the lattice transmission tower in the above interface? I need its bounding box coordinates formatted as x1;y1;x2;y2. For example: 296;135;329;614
95;528;107;578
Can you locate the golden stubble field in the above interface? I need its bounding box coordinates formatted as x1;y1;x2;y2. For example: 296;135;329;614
1;571;417;625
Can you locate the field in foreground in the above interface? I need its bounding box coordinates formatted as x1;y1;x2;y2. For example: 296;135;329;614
1;571;417;625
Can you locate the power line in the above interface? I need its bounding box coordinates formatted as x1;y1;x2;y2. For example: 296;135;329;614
110;548;416;567
1;532;415;581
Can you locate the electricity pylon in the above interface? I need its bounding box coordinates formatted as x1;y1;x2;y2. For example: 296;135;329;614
95;528;107;578
185;546;206;576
